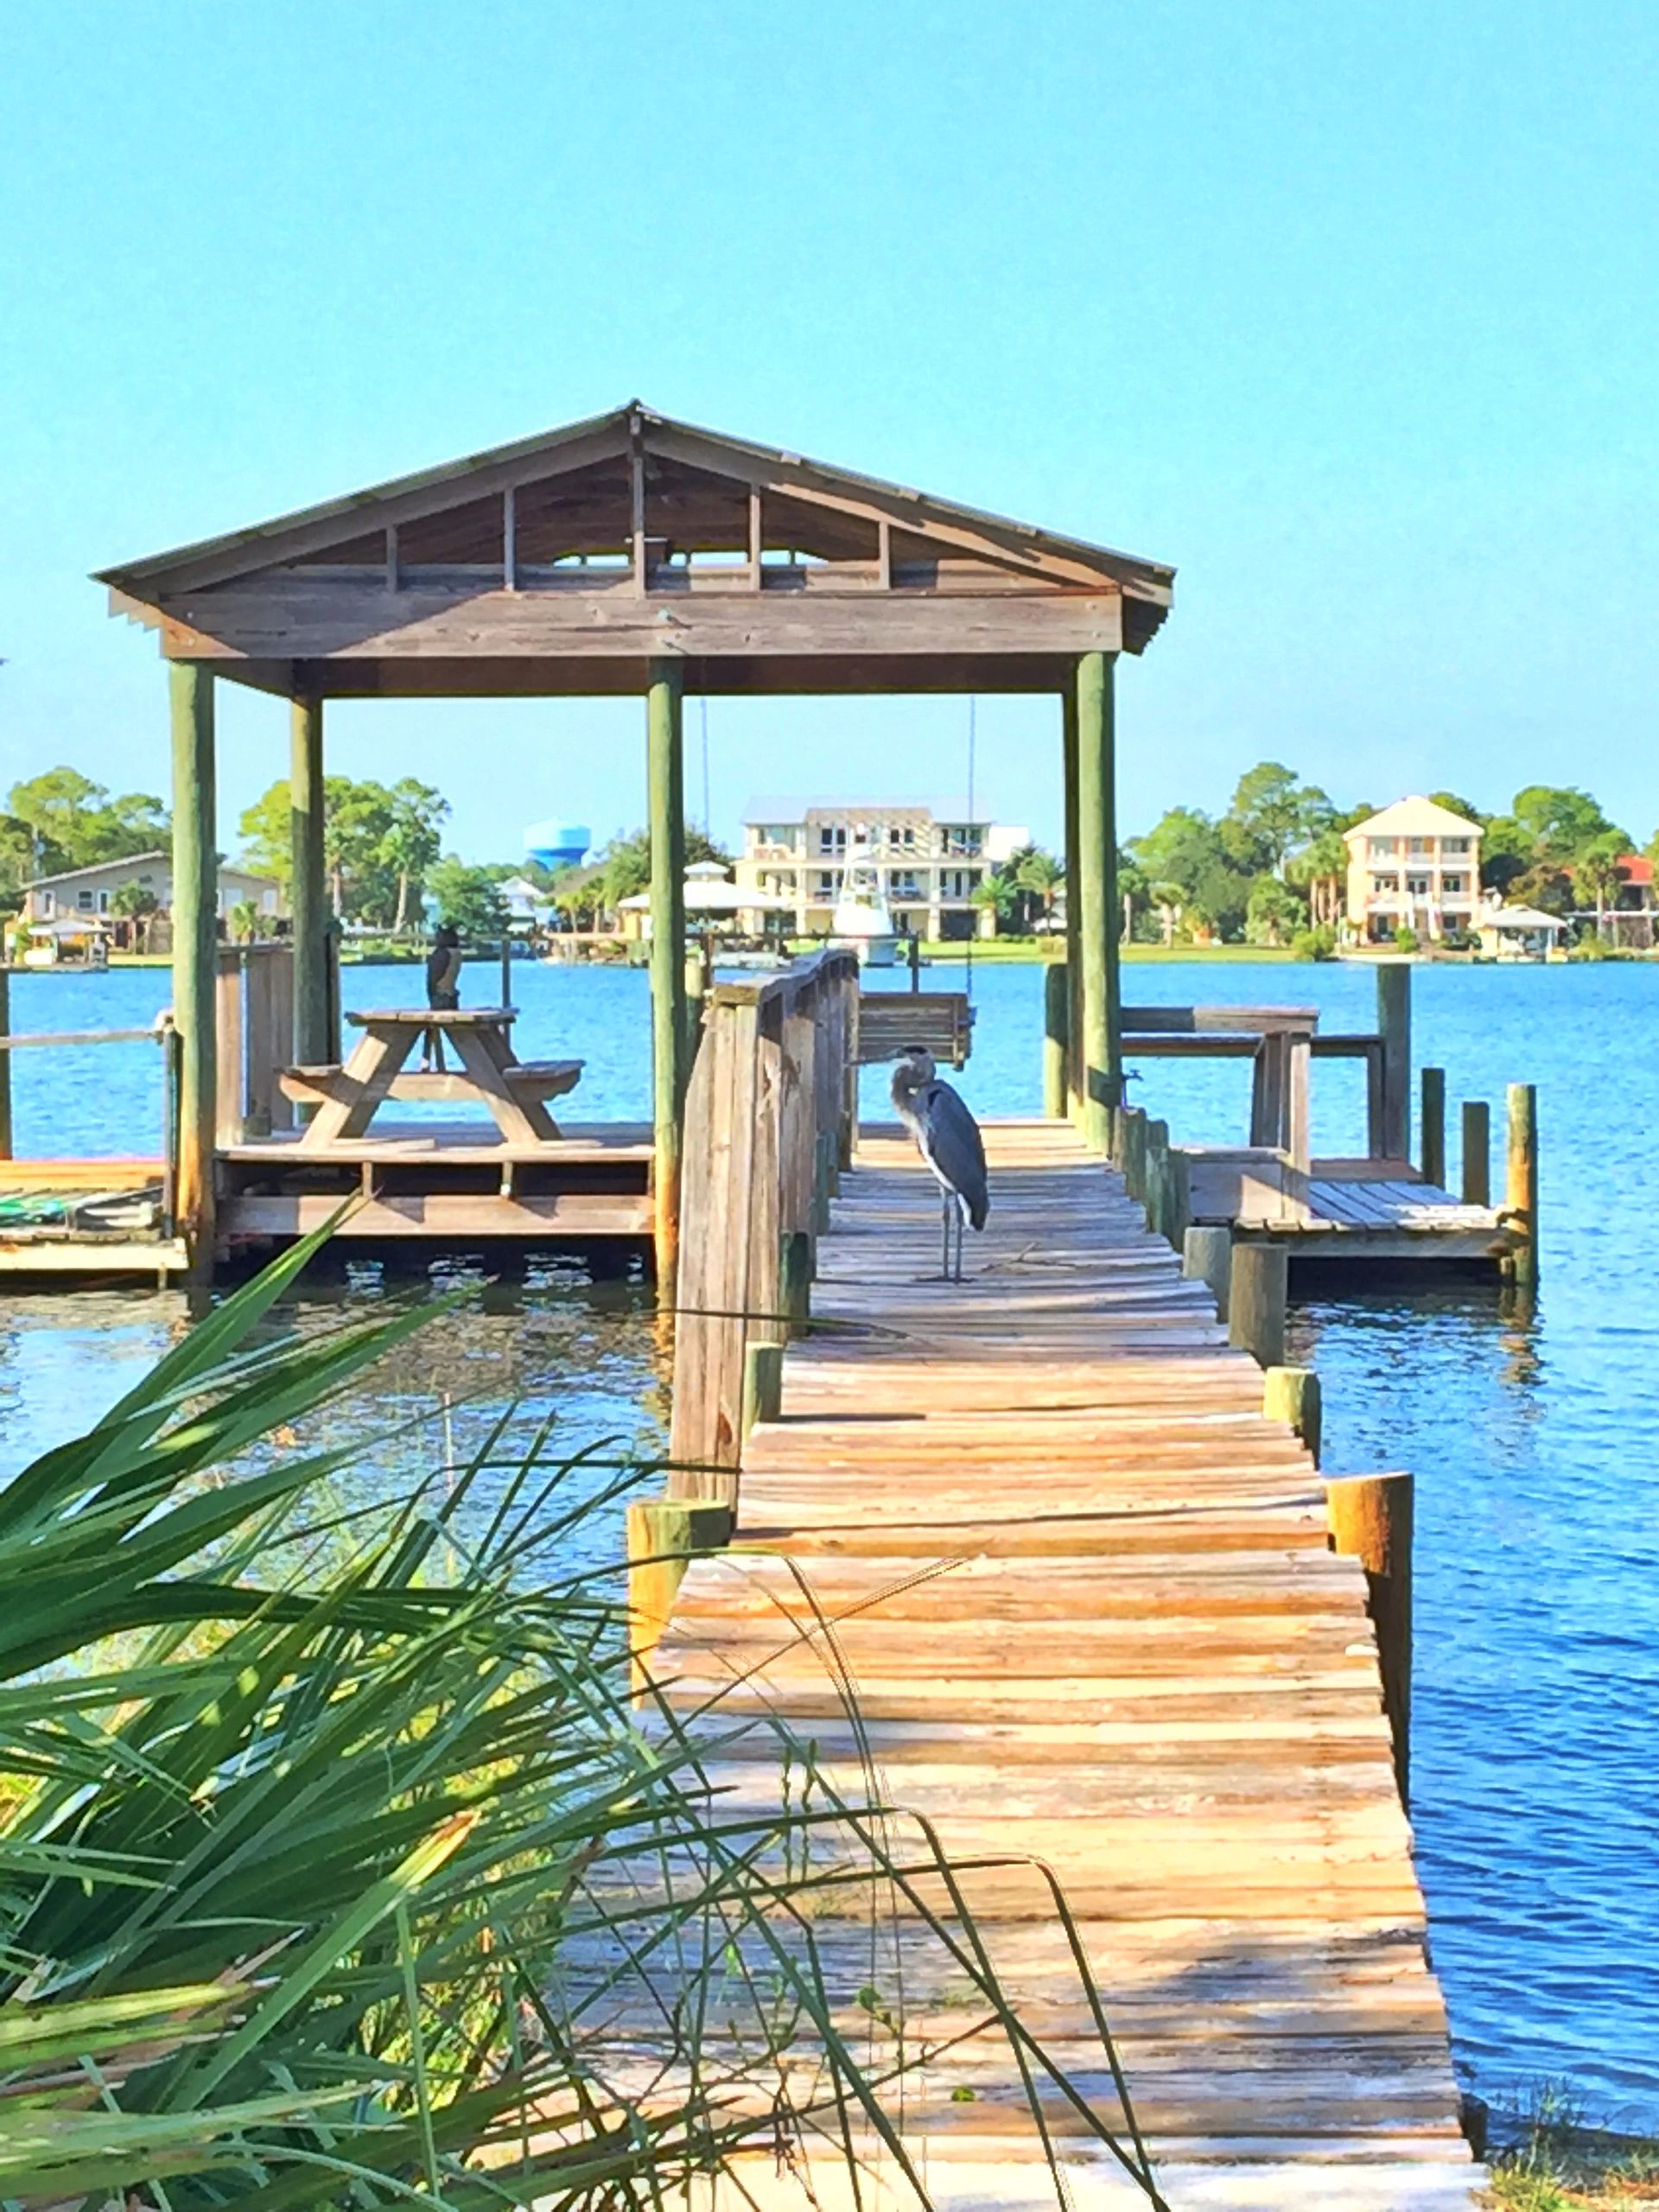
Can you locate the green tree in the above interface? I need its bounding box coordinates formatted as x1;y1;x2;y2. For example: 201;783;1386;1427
427;856;510;938
1478;813;1533;895
1428;791;1484;825
594;826;733;914
8;768;166;868
1511;784;1624;861
379;779;449;934
1014;846;1063;923
1245;874;1307;947
239;775;407;924
1572;830;1629;931
1226;762;1334;878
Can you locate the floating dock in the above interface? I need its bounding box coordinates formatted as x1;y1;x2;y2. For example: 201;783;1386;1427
642;1120;1486;2209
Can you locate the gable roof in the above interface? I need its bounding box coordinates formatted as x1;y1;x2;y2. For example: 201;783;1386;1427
96;401;1174;613
23;850;277;892
1344;796;1484;842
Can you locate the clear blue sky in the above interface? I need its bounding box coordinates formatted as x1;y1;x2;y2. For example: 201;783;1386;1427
3;1;1655;862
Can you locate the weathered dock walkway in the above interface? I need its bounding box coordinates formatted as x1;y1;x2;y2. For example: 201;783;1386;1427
648;1120;1484;2209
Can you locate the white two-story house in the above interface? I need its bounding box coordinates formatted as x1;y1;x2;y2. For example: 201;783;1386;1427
735;800;1030;940
1343;798;1483;944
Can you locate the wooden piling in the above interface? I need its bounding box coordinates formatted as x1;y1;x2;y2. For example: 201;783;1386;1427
289;696;329;1071
1376;963;1411;1161
1074;651;1120;1151
1461;1098;1491;1205
0;964;10;1161
499;935;512;1012
647;659;688;1289
1264;1364;1322;1465
626;1496;734;1694
1229;1242;1287;1368
742;1340;783;1439
1143;1117;1170;1240
1183;1224;1231;1319
1506;1081;1538;1283
1121;1105;1147;1202
1420;1066;1445;1188
1326;1471;1414;1799
1043;959;1069;1120
169;664;218;1264
781;1229;812;1338
1061;686;1083;1121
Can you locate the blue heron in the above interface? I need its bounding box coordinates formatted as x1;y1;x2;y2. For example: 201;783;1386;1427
891;1046;988;1281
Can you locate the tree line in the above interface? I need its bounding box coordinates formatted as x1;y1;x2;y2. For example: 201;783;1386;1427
2;759;1649;950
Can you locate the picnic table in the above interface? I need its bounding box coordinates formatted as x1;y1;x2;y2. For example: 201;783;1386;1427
278;1008;582;1148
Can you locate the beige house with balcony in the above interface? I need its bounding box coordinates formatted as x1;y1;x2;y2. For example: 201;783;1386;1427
22;851;283;930
1343;798;1483;944
736;800;1030;938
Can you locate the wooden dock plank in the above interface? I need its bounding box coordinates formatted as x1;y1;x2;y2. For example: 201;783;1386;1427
647;1119;1483;2205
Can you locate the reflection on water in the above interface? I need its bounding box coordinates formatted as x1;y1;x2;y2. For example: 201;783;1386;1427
5;955;1659;2126
0;1252;669;1584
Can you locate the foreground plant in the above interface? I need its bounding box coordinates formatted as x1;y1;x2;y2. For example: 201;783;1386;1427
0;1230;1160;2208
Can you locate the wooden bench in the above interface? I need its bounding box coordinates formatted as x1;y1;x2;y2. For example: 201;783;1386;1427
855;992;973;1070
279;1059;583;1108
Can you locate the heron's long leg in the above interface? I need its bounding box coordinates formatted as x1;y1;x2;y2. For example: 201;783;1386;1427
939;1191;951;1281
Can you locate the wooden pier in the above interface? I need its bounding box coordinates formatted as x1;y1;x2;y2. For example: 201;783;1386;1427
639;1111;1486;2209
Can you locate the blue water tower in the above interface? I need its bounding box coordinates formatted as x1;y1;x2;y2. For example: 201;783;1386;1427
524;820;592;870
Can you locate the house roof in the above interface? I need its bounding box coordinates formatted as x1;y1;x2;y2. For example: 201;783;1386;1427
1483;904;1566;931
23;850;278;893
97;402;1175;607
744;798;993;824
1343;796;1484;842
1619;854;1653;886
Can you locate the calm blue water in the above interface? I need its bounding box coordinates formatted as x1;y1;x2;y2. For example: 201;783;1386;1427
3;952;1656;2128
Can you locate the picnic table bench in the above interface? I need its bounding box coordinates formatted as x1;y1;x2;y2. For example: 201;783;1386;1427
277;1008;582;1147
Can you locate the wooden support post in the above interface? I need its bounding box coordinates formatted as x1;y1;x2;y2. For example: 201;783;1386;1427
214;947;245;1147
499;935;512;1012
1376;963;1411;1161
780;1229;812;1338
170;664;218;1265
1461;1098;1491;1205
647;659;688;1290
289;696;329;1070
907;931;921;992
1326;1471;1414;1799
1143;1117;1169;1240
813;1130;835;1235
742;1340;783;1440
683;942;709;1067
1228;1242;1287;1368
1043;960;1069;1120
1121;1105;1147;1201
626;1496;734;1695
1420;1066;1446;1189
1506;1081;1538;1282
0;964;10;1161
1183;1225;1231;1319
1062;683;1083;1120
1166;1142;1192;1247
1074;652;1120;1151
1264;1364;1322;1465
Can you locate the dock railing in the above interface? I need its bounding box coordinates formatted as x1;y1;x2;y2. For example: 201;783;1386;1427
666;948;860;1505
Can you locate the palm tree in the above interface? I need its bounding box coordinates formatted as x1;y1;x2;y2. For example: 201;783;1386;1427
1148;880;1185;946
1014;847;1063;926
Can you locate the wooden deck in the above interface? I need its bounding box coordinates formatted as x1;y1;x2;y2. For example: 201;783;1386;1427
215;1121;655;1249
0;1158;188;1279
645;1121;1483;2209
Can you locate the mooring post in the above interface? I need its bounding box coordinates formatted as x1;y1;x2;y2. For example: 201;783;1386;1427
1229;1242;1287;1367
1420;1066;1446;1189
1376;963;1411;1161
742;1339;784;1439
1183;1224;1231;1319
1043;959;1069;1120
1461;1098;1491;1205
0;963;10;1161
1074;651;1121;1152
170;664;218;1270
499;932;512;1013
1264;1364;1322;1464
1143;1117;1170;1239
647;658;688;1291
626;1496;735;1696
289;696;329;1072
1326;1471;1414;1800
1505;1081;1538;1283
1121;1105;1147;1202
780;1229;812;1338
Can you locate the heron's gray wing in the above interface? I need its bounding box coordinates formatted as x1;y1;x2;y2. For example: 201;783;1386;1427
921;1080;989;1226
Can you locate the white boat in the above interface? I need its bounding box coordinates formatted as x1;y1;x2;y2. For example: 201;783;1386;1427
830;871;899;967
